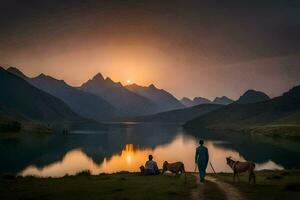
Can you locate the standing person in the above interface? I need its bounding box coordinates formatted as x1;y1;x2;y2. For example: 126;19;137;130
195;140;209;182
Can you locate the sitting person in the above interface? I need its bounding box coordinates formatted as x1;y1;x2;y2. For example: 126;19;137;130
140;155;159;175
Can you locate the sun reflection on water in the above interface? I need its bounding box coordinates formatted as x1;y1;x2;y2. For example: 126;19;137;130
19;135;284;177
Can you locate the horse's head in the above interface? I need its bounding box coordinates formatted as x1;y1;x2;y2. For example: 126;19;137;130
226;156;233;164
162;161;169;174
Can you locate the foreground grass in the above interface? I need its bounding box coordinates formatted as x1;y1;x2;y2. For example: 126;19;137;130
0;172;196;200
1;170;300;200
213;170;300;200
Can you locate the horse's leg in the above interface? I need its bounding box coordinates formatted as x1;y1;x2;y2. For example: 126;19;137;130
252;171;256;184
182;166;187;183
177;170;181;177
181;168;187;183
233;172;236;182
237;173;240;182
248;170;255;184
248;172;251;183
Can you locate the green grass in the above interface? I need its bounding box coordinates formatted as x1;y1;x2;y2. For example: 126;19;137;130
247;124;300;139
1;171;299;200
213;170;300;200
0;172;196;200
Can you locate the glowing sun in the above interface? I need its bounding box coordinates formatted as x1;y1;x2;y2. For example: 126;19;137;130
126;80;131;84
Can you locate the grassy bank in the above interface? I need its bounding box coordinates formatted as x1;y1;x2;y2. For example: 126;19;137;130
1;170;300;200
0;117;52;133
246;125;300;139
189;124;300;140
0;172;196;200
214;170;300;200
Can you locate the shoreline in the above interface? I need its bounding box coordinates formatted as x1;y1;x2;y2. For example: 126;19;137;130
1;169;297;179
184;125;300;140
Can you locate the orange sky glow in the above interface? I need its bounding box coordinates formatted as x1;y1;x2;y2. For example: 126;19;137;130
1;0;300;99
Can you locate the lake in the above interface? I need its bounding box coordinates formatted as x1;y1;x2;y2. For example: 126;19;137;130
0;122;299;177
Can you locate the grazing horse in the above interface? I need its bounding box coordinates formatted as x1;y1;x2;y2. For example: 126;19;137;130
162;161;186;183
226;157;256;184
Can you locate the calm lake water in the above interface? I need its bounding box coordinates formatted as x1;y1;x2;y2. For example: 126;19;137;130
0;123;299;177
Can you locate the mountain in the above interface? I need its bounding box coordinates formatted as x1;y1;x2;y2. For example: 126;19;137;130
180;97;194;107
180;97;211;107
7;67;118;121
0;67;81;123
134;104;223;123
80;73;159;116
135;104;223;123
212;96;234;105
6;67;28;80
184;86;300;137
193;97;211;105
235;89;270;104
126;83;184;111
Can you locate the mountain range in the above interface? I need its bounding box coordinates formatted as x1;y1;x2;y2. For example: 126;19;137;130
235;89;270;104
180;97;211;107
2;66;299;138
126;83;184;112
184;86;300;137
7;67;118;121
134;104;224;123
0;67;81;123
212;96;234;105
133;89;287;125
80;73;160;117
8;67;189;120
180;96;234;107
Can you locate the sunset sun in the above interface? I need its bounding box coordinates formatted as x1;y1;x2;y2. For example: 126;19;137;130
126;79;131;84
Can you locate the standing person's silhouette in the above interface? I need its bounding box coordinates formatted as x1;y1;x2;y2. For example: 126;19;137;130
195;140;209;182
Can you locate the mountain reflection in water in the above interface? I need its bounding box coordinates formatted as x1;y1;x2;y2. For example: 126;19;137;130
20;134;283;177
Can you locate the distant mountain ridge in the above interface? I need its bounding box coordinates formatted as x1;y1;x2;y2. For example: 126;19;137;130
194;97;211;105
80;73;160;116
235;89;270;104
180;97;194;107
0;67;81;123
212;96;234;105
134;104;224;123
7;67;118;121
6;65;296;135
126;83;184;111
180;97;211;107
184;85;300;137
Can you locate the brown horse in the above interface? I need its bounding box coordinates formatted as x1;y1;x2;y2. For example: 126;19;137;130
226;156;256;184
162;161;186;183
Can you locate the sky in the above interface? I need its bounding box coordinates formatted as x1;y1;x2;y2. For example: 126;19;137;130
1;0;300;100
